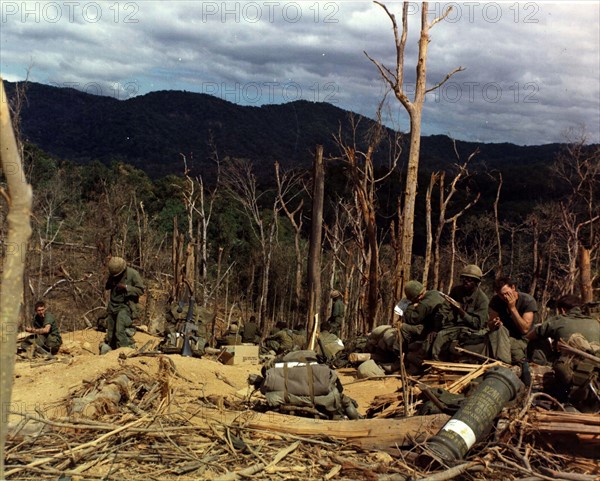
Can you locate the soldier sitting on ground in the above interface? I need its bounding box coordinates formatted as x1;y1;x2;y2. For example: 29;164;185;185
527;294;600;412
400;280;445;369
24;300;63;356
431;265;489;361
240;315;261;344
263;321;295;355
485;276;543;384
222;323;243;346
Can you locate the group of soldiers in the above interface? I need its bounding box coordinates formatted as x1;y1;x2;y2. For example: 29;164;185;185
388;265;599;411
22;256;144;357
22;256;599;412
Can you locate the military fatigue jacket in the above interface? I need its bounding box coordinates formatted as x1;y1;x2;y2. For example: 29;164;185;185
241;321;260;343
106;267;145;315
403;290;445;334
535;307;600;344
440;285;489;331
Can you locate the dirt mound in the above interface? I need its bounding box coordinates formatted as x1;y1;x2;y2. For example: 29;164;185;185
10;330;263;424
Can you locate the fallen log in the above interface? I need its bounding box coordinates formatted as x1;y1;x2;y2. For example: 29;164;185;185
203;410;449;453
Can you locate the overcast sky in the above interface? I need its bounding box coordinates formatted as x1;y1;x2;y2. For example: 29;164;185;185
1;1;598;145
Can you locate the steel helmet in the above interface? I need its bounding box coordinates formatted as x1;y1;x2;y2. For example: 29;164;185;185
460;264;483;281
404;280;425;302
107;256;127;276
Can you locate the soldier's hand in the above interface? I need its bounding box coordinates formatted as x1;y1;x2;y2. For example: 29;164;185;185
116;283;127;292
504;290;517;309
488;317;502;331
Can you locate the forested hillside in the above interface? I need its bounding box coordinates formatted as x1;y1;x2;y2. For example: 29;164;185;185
1;80;598;336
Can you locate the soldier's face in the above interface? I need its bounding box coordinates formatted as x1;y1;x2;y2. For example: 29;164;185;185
36;306;46;317
497;284;517;303
461;276;477;293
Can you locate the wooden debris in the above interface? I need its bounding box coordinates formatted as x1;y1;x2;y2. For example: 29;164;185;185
5;357;599;481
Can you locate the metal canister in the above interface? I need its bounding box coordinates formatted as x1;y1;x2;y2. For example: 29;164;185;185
420;366;524;465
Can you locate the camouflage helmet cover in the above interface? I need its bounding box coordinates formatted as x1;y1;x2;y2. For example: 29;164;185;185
107;256;127;276
461;264;483;281
404;280;425;302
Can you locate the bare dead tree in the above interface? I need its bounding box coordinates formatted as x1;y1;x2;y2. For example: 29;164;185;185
222;157;280;326
432;146;481;290
492;171;503;274
366;1;464;298
334;113;398;331
454;214;499;278
552;129;599;301
307;146;325;337
423;172;439;288
274;161;306;314
195;139;221;307
1;77;34;479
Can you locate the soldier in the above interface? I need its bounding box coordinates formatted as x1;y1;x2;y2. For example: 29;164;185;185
431;265;489;360
527;295;600;411
328;290;345;337
264;321;294;355
240;315;260;344
401;280;445;361
223;323;243;345
101;256;145;353
485;276;538;384
25;300;63;355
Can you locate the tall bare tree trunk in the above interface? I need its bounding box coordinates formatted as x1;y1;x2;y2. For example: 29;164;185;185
367;2;462;296
423;172;437;288
307;146;325;338
578;243;592;303
530;218;539;296
493;172;503;274
1;78;34;479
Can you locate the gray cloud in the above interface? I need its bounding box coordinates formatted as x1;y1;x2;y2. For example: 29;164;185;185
1;1;598;145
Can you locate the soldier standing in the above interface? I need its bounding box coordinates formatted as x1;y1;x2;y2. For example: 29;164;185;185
328;290;345;337
102;256;145;353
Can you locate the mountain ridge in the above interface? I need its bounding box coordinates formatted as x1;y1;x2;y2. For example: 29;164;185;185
5;80;564;178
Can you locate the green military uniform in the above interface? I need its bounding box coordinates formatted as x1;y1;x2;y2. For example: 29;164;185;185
223;325;243;346
241;320;260;344
105;266;145;349
329;298;344;337
401;290;445;347
487;291;537;364
32;311;62;352
431;285;489;360
535;308;600;344
537;307;600;411
264;328;294;354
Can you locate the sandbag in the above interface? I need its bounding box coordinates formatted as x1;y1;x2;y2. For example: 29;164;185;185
356;359;385;379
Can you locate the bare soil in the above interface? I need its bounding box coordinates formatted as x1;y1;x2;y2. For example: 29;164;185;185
9;329;401;424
